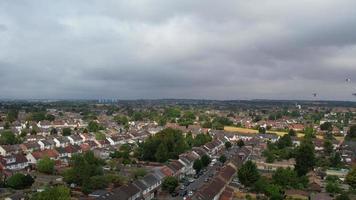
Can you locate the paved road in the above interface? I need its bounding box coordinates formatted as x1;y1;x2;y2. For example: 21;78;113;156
186;164;219;192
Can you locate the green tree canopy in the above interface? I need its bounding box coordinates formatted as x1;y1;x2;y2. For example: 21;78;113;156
201;154;211;167
62;128;72;136
193;159;203;174
88;121;104;132
114;115;129;125
162;176;179;193
37;156;55;174
225;141;232;150
139;128;189;162
31;185;71;200
347;125;356;139
238;160;260;187
237;139;245;148
276;134;292;149
323;139;333;155
295;140;316;176
320;122;333;131
288;129;297;136
219;155;227;163
0;130;19;145
63;151;104;187
346;167;356;188
6;173;34;189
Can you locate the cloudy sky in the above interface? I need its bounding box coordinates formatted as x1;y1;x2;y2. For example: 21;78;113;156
1;0;356;100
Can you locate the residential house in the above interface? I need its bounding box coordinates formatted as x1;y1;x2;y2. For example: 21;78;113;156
0;145;21;156
20;142;41;153
0;154;28;171
37;139;55;150
67;135;84;145
26;149;59;164
179;151;200;175
204;140;224;156
99;183;141;200
194;164;237;200
133;174;161;200
53;137;70;148
167;160;184;178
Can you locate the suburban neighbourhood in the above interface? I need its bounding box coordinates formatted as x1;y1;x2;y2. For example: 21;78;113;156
0;100;356;200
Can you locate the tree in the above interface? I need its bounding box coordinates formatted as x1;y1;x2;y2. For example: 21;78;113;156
50;128;58;135
31;185;71;200
258;127;266;134
345;167;356;188
193;133;212;147
83;175;110;193
320;122;333;131
6;110;18;123
326;181;342;194
265;184;283;200
253;177;269;193
62;128;72;136
6;173;34;189
88;121;103;132
138;128;189;162
95;132;106;140
237;139;245;148
155;143;168;163
45;114;55;121
63;151;104;187
288;129;296;136
323;140;333;155
336;193;350;200
37;156;55;174
201;154;211;167
0;130;19;145
277;134;292;149
219;155;227;163
131;168;147;179
225;141;232;150
295;140;315;176
238;160;260;187
347;125;356;139
193;159;203;174
272;167;302;189
304;127;316;138
162;176;179;193
114;115;129;125
330;152;342;168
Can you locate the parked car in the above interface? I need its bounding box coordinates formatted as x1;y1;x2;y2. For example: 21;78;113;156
179;190;187;197
171;192;179;197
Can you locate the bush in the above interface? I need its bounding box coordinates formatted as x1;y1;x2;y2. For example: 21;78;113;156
31;185;70;200
37;156;55;174
6;173;34;189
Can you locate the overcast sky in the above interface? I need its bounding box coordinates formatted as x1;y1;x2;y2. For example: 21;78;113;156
1;0;356;100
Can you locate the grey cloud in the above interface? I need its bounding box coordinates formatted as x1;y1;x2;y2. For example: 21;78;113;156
1;0;356;100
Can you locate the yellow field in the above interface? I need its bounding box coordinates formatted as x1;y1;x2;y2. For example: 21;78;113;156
224;126;311;138
224;126;259;134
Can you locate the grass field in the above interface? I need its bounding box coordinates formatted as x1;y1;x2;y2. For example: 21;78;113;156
224;126;312;138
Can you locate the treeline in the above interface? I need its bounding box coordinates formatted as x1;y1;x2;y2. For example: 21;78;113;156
136;128;212;163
